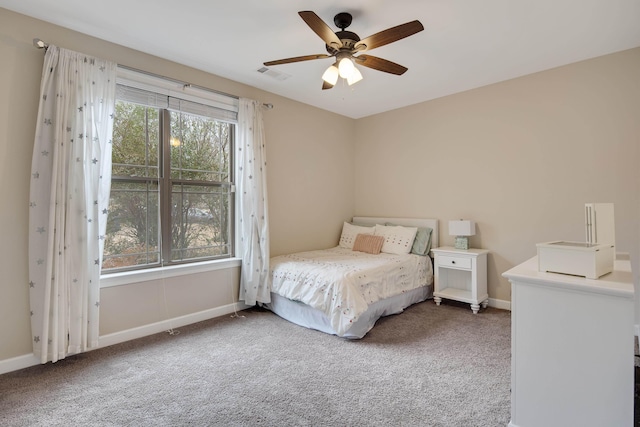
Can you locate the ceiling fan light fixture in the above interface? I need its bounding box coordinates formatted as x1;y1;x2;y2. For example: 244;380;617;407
347;66;363;85
322;65;339;85
338;57;355;78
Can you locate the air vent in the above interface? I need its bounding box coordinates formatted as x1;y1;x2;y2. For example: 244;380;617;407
257;67;291;81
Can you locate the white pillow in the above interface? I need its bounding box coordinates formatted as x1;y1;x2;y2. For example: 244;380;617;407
339;222;374;249
374;224;418;255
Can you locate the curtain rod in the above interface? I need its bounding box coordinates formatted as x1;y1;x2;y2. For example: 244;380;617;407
32;38;48;51
32;37;274;110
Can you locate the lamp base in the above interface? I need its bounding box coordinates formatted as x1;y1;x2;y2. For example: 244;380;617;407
454;236;470;250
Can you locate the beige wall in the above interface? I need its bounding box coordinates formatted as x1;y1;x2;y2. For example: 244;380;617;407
100;268;242;336
0;8;355;362
355;48;640;303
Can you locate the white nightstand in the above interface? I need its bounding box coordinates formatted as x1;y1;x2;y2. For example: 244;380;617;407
432;247;489;314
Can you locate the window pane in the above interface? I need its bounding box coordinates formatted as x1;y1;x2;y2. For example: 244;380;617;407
103;180;160;269
105;82;235;272
112;101;160;178
171;183;231;262
170;111;230;182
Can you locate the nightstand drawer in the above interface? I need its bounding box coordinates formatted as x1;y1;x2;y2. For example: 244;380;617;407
438;255;472;270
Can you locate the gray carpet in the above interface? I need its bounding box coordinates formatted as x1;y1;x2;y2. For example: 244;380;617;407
0;301;511;426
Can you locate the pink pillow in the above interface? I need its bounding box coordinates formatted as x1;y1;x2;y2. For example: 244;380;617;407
352;233;385;255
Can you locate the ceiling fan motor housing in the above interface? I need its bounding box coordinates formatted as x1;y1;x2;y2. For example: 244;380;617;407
325;12;361;54
326;30;360;54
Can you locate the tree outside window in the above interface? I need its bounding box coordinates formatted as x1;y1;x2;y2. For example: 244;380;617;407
103;95;234;271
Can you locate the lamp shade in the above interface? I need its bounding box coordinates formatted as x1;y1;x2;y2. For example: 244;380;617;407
346;66;363;85
322;65;339;85
449;220;476;236
338;57;355;78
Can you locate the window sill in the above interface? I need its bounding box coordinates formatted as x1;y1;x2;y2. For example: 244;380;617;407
100;258;242;288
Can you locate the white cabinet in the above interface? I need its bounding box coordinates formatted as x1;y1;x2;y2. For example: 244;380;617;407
503;257;634;427
432;247;489;314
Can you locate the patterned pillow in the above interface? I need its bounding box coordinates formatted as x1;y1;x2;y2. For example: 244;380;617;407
352;233;385;254
386;223;433;256
339;222;374;249
374;224;418;255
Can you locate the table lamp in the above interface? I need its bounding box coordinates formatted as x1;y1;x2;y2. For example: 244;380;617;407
449;220;476;250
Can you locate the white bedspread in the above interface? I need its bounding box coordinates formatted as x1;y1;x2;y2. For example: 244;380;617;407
269;247;432;336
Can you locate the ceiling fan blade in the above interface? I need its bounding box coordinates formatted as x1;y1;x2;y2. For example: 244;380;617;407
355;55;408;75
355;20;424;52
264;54;331;66
299;11;343;49
322;81;334;90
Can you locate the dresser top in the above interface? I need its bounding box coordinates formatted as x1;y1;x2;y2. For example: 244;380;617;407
503;256;634;299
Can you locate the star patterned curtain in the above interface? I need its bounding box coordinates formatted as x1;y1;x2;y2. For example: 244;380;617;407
28;46;116;363
237;98;270;306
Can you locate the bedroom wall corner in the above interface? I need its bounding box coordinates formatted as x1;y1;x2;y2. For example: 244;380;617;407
265;105;356;257
353;47;640;305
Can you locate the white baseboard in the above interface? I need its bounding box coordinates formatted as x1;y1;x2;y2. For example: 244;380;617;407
0;302;250;376
488;297;511;311
0;353;41;375
98;302;250;348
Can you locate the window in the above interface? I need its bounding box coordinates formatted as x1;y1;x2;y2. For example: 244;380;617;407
102;73;237;272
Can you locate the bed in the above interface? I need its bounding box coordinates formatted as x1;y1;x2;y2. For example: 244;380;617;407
265;217;439;339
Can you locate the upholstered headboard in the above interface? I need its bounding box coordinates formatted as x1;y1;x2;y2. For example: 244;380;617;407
351;217;439;255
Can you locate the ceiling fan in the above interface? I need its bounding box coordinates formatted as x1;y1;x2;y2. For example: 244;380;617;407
263;11;424;90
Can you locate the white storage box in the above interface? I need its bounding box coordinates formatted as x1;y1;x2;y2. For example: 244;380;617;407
536;241;614;279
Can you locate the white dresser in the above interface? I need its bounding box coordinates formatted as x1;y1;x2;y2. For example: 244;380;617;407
503;256;634;427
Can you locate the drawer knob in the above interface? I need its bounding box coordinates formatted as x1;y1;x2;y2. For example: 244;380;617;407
452;260;456;264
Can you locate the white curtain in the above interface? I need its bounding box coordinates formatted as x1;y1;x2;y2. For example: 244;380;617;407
237;98;270;305
28;46;116;363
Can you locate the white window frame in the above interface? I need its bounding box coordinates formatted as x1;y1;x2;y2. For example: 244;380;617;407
100;67;241;284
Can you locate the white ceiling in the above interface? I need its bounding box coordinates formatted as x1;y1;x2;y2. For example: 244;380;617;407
2;0;640;119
